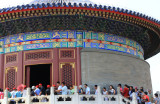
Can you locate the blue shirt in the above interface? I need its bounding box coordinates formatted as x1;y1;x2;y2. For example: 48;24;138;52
16;91;22;97
11;91;16;98
79;88;83;94
62;86;68;95
34;88;41;96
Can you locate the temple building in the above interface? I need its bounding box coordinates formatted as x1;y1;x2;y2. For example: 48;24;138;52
0;0;159;90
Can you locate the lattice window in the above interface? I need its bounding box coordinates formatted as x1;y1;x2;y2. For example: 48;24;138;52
60;50;74;59
62;64;73;87
6;54;17;63
7;69;15;90
25;51;51;61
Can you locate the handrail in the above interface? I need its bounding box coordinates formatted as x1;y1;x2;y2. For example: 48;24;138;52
0;86;136;104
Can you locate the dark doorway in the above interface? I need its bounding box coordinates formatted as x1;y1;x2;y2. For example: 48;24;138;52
30;64;50;88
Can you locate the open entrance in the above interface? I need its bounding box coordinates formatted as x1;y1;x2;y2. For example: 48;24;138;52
29;64;51;88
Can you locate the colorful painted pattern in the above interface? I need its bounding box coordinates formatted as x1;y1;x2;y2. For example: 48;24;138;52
0;30;144;59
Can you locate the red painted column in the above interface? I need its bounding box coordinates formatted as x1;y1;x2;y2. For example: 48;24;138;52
0;54;4;89
26;66;30;87
53;48;59;85
17;51;23;86
76;47;82;86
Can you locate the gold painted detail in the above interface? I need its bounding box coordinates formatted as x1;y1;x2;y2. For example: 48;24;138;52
5;67;17;73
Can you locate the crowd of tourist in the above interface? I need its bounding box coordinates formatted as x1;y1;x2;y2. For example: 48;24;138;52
0;82;159;104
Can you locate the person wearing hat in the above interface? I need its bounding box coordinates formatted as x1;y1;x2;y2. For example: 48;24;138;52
46;85;50;95
39;83;46;102
39;83;45;96
11;88;17;98
6;88;11;98
10;88;17;104
31;86;36;96
34;85;41;102
15;88;22;103
15;89;22;98
34;85;41;96
31;86;38;102
52;85;56;87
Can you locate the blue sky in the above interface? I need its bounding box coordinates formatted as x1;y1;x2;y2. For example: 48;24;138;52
0;0;160;93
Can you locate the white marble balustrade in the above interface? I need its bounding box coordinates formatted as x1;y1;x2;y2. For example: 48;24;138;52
0;86;137;104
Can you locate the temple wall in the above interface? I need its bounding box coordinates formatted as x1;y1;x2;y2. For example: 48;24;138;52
81;48;152;91
0;47;152;91
1;48;81;90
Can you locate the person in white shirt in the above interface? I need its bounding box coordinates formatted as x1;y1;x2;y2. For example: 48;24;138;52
94;85;98;95
56;81;62;95
10;88;17;103
22;86;27;97
103;87;108;101
11;88;17;98
84;84;90;95
22;85;27;103
56;82;68;95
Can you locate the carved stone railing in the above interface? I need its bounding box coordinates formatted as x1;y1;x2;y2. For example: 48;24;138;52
0;99;3;104
8;97;26;103
0;86;137;104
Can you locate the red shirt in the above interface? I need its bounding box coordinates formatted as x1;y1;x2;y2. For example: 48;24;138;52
123;87;129;98
143;95;149;102
0;92;4;99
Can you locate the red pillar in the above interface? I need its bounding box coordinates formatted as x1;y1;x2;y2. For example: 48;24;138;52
17;51;23;86
76;47;82;86
53;48;59;85
26;66;30;87
0;54;4;89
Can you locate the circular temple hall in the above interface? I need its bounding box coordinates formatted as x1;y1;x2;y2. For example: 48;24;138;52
0;0;159;90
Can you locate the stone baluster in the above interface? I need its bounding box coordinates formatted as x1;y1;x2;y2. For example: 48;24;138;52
26;88;31;104
132;92;137;104
87;97;89;101
64;96;66;101
50;87;55;104
74;86;79;104
97;86;102;104
117;87;121;104
74;86;78;95
3;90;8;104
